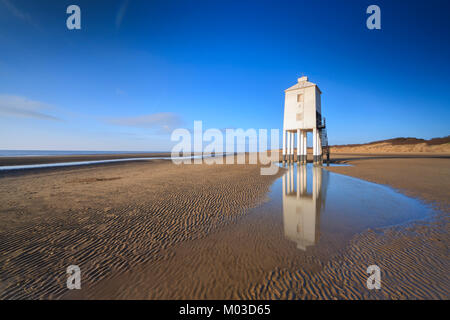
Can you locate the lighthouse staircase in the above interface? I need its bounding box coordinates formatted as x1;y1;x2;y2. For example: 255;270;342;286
319;118;330;164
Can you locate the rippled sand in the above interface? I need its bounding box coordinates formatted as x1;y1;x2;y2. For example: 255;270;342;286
0;156;448;299
0;160;281;299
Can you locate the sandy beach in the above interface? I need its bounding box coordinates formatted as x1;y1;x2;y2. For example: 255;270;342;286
0;153;448;299
0;157;282;299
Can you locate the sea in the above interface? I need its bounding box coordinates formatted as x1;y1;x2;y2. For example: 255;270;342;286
0;150;168;157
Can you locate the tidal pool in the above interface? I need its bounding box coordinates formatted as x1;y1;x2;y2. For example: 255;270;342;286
267;163;434;253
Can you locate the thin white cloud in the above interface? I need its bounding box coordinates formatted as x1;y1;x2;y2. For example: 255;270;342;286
108;112;183;133
1;0;40;28
115;0;130;29
0;95;61;121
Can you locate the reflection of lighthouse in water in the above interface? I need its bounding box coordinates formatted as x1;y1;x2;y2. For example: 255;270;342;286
282;165;328;250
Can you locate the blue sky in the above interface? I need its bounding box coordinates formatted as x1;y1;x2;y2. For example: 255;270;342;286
0;0;449;151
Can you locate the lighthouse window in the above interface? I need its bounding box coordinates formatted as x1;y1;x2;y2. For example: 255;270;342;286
296;113;303;121
297;94;303;102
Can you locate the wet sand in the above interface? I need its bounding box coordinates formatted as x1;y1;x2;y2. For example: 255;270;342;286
0;154;449;299
328;154;450;211
0;153;171;166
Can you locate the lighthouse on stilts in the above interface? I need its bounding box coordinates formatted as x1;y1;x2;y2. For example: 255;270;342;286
282;76;329;166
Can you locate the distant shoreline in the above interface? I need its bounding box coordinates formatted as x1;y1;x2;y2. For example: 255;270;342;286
1;150;449;168
0;150;171;157
0;153;172;166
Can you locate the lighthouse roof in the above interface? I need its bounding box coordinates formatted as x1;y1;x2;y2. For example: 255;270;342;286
285;76;321;94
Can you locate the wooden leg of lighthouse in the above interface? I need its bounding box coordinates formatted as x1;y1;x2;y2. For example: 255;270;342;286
313;128;317;164
282;129;286;165
286;132;291;164
318;130;322;165
300;130;305;163
291;132;295;163
288;132;291;163
287;132;290;164
298;129;302;164
294;131;297;163
317;129;321;165
292;132;296;163
289;132;295;163
315;129;318;165
303;132;307;164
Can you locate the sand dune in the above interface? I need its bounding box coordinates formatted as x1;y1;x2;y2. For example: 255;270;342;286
331;136;450;153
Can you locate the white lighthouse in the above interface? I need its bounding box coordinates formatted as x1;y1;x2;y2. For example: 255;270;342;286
282;76;328;165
